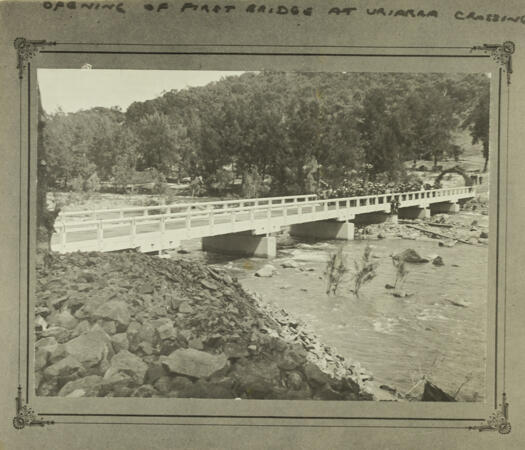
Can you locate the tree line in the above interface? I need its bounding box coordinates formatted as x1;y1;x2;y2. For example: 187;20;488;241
41;71;490;197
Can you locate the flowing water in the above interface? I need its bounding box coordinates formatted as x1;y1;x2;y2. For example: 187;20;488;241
173;222;488;402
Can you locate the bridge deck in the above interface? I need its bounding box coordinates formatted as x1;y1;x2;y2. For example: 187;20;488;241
51;187;475;253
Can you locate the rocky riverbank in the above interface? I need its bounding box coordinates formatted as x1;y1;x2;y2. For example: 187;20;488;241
35;251;399;400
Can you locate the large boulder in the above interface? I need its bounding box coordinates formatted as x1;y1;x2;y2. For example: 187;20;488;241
71;320;91;338
58;375;103;397
65;329;113;368
109;350;148;384
160;348;228;379
43;355;84;380
304;361;332;387
111;333;130;353
138;322;157;345
157;323;177;341
393;249;429;264
49;309;79;330
75;294;107;319
93;300;131;329
41;326;71;343
280;260;299;269
101;368;134;396
432;256;444;266
255;265;276;277
35;337;59;359
230;359;283;399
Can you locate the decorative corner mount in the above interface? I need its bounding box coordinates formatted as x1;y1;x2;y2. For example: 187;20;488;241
471;41;515;86
13;38;56;80
13;386;54;429
468;393;511;434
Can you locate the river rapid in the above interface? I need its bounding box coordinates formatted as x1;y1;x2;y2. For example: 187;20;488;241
172;217;488;402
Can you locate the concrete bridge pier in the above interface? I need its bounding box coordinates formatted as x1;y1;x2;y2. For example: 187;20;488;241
431;201;460;214
289;220;355;240
201;232;277;258
398;206;431;220
387;214;398;225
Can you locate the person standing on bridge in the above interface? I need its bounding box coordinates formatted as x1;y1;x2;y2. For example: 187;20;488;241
390;198;400;216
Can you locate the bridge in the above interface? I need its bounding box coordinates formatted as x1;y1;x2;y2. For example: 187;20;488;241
51;187;475;258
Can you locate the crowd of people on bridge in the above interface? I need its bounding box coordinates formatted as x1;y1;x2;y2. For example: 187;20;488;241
317;178;437;200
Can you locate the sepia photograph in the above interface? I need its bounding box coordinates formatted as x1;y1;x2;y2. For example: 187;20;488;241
32;68;492;403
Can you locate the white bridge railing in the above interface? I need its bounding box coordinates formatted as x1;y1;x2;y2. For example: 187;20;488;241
58;194;319;222
52;187;475;253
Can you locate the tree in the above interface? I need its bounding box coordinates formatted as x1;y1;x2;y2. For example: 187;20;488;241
463;89;490;172
134;112;187;176
44;114;98;190
358;89;407;180
43;107;125;189
404;86;459;169
111;128;139;192
36;88;60;251
42;71;490;199
317;103;364;188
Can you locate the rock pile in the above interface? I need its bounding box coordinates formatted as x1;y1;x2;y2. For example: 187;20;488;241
35;251;395;400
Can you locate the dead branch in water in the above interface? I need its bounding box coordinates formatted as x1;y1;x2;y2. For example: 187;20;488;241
404;224;475;245
426;222;454;229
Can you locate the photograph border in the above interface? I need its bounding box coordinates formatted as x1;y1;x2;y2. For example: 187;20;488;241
11;39;514;434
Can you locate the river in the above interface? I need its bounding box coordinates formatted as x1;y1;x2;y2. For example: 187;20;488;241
172;219;488;402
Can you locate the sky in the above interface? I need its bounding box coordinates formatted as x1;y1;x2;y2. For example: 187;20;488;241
37;69;246;114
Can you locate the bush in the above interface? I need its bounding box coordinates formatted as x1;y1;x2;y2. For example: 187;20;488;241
241;169;270;198
68;176;85;192
351;245;379;297
325;246;348;295
83;172;101;192
208;169;235;194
